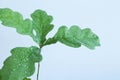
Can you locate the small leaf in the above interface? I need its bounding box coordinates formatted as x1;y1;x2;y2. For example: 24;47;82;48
43;37;57;46
31;9;54;44
54;25;100;49
0;8;33;36
0;46;42;80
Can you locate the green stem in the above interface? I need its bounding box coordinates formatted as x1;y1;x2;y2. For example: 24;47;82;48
37;45;42;80
37;62;40;80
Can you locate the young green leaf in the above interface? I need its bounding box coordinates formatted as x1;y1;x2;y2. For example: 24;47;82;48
0;8;33;36
0;46;42;80
45;25;100;49
43;37;57;46
31;9;54;44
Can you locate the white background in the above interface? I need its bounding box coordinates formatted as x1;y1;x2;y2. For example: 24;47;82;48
0;0;120;80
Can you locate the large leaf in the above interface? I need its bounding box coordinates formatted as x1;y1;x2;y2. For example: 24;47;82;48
0;8;54;44
45;25;100;49
31;9;54;44
0;46;42;80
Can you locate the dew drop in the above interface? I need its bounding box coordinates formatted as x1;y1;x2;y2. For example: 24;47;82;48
32;29;36;36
